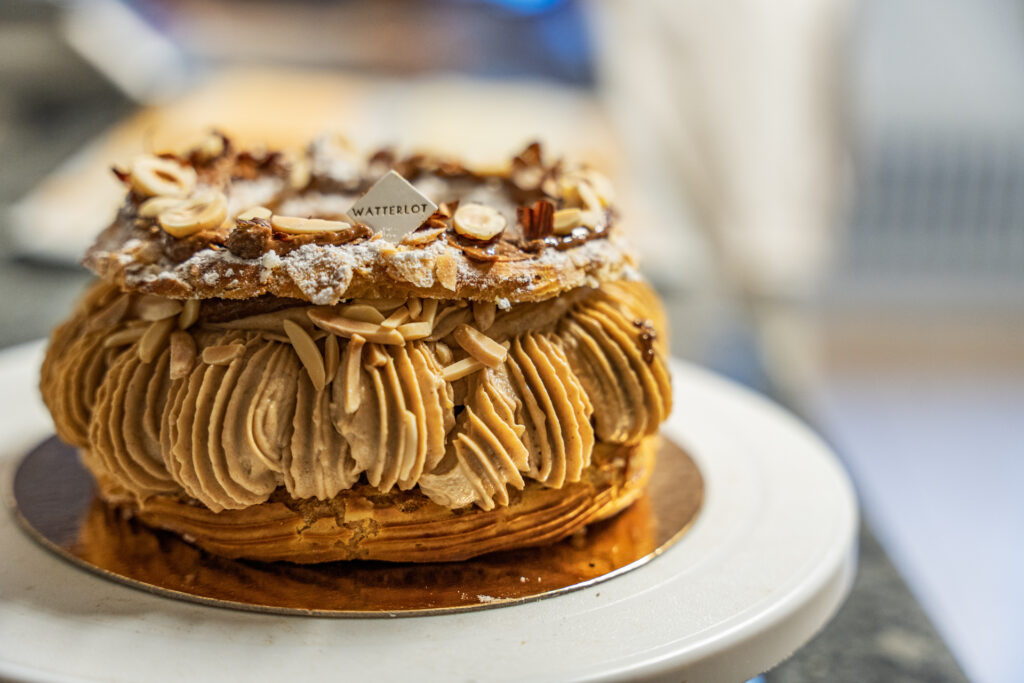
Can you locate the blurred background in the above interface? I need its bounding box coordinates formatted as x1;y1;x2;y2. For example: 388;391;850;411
1;0;1021;681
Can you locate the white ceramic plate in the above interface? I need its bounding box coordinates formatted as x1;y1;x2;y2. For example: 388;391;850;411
0;341;857;683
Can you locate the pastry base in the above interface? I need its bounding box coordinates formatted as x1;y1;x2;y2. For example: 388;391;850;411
11;435;702;616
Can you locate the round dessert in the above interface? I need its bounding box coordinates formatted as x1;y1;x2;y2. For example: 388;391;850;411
40;134;673;563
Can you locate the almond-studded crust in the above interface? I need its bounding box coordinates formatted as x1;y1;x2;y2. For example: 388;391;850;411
85;137;633;305
95;438;656;563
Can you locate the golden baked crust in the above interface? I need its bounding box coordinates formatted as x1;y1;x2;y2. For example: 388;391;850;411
93;438;655;564
84;137;635;306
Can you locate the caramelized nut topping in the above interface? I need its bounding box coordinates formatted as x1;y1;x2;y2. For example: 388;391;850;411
158;190;228;238
453;203;506;241
270;215;353;234
129;156;197;198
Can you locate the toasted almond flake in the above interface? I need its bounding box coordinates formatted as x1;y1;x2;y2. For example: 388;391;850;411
236;206;272;221
178;299;200;329
202;343;245;365
158;190;228;238
87;294;131;331
436;252;458;291
579;210;602;229
453;203;506;241
195;132;225;160
418;298;439;325
261;332;291;343
138;196;186;218
471;302;496;332
270;215;352;234
103;326;146;348
441;357;486;382
381;306;410;329
352;297;406;312
398;321;432;340
323;334;340;383
283;319;326;391
169;331;196;380
129;156;197;198
138;318;176;363
407;298;422;319
434;341;453;366
453;323;507;368
337;304;385;324
364;343;389;368
400;226;447;247
344;334;366;413
307;309;405;345
552;207;583;235
136;294;183;321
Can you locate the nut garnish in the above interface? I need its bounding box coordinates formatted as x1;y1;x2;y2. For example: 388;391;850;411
441;357;486;382
308;309;405;345
364;343;389;368
283;319;326;391
337;304;386;324
236;206;272;221
129;156;197;198
518;200;555;240
435;252;458;291
103;326;146;348
138;318;176;363
453;323;507;368
157;190;228;238
398;321;432;340
343;334;366;413
552;208;583;235
434;341;453;366
135;294;183;321
270;215;352;234
178;299;200;329
201;343;245;365
138;196;186;218
453;203;506;241
323;333;340;382
472;302;496;331
400;226;446;247
381;306;410;329
169;331;196;379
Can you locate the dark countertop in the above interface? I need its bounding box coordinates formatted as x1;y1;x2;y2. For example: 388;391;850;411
0;3;968;681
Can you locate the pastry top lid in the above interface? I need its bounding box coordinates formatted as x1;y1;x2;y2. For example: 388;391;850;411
84;133;636;305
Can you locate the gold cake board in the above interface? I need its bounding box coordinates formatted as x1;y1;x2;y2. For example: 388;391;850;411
10;436;703;617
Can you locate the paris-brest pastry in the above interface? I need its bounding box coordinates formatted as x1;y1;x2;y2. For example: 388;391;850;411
40;134;673;563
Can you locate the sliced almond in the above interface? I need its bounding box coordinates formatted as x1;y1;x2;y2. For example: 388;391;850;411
178;299;201;330
202;343;245;365
289;157;311;190
129;156;197;198
323;333;340;382
337;304;386;324
103;326;146;348
471;301;496;332
453;323;507;368
135;295;183;321
352;297;406;312
87;294;131;331
307;309;405;345
270;215;352;234
400;226;446;247
169;331;196;380
236;206;272;221
283;319;326;391
441;357;486;382
398;321;432;341
407;298;422;319
138;196;186;218
138;318;176;363
434;341;453;366
343;334;366;413
418;298;439;326
576;179;602;212
380;306;410;329
158;190;228;238
452;203;506;241
435;252;458;291
552;208;583;235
